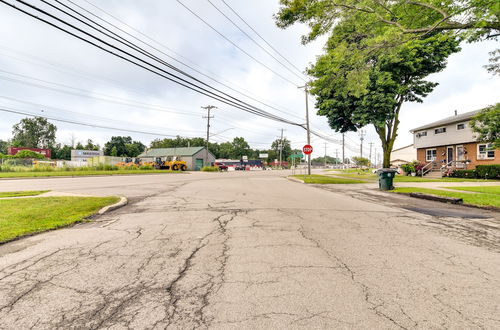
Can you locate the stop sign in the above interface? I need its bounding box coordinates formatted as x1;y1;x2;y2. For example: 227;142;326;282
303;144;313;155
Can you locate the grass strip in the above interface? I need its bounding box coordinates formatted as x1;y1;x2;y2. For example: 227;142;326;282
333;173;498;183
391;187;500;208
0;190;49;198
0;196;119;243
0;170;175;178
292;174;367;184
444;186;500;195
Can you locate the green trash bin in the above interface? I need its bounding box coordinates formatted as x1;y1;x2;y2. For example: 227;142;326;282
377;168;397;190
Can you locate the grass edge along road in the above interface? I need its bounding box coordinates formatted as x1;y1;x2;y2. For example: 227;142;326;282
0;196;120;243
0;169;177;179
291;174;366;184
391;187;500;208
330;171;499;183
0;190;49;198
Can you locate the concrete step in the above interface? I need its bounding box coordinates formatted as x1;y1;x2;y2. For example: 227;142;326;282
424;170;442;178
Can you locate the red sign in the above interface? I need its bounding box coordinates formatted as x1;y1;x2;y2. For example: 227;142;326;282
7;147;52;159
302;145;313;155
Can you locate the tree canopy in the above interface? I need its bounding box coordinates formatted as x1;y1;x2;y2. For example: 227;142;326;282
103;136;145;157
276;0;500;91
11;117;57;149
470;103;500;148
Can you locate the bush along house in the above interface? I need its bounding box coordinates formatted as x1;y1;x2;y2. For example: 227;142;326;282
410;110;499;179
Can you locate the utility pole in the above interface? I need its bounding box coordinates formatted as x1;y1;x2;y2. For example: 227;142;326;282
202;105;216;166
278;128;285;169
335;149;339;165
324;142;327;168
342;133;345;167
358;129;366;158
369;142;374;166
298;84;311;175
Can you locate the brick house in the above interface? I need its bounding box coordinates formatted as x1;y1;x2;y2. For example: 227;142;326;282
410;110;499;173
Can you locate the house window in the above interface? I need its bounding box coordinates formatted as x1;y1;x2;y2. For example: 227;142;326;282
434;127;446;134
416;131;427;137
456;123;466;130
426;149;437;162
477;143;495;160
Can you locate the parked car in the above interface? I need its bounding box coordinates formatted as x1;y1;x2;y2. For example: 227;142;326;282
235;164;246;171
213;162;228;171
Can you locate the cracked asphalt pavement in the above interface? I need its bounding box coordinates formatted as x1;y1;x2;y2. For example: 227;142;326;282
0;171;499;329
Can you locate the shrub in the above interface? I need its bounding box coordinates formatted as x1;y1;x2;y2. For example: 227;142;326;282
401;163;415;174
14;150;46;159
450;169;477;178
201;166;219;172
139;165;154;170
475;165;500;179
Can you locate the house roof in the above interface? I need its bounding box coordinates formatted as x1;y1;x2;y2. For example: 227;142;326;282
392;144;414;152
138;146;208;157
410;110;480;132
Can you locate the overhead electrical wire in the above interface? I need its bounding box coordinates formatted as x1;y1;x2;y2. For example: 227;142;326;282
205;0;306;82
69;0;304;120
219;0;306;79
0;96;206;134
0;106;197;138
0;0;301;127
176;0;300;87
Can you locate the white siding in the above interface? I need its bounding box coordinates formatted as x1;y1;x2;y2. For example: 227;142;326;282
391;145;417;163
413;121;476;149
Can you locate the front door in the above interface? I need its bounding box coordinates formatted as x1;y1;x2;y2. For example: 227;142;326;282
195;158;204;171
447;146;454;165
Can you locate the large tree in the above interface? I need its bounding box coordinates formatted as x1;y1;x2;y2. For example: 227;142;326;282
470;103;500;149
276;0;499;84
309;32;460;167
104;136;145;157
12;117;57;149
0;139;8;154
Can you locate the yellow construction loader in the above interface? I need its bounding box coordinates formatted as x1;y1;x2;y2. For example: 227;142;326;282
154;157;187;171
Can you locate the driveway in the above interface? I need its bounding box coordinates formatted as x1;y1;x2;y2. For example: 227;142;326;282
0;171;499;329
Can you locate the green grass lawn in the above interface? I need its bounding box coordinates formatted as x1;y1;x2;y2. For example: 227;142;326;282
0;190;49;198
444;186;500;195
0;196;119;243
392;187;500;208
0;169;173;178
333;173;498;183
291;174;367;184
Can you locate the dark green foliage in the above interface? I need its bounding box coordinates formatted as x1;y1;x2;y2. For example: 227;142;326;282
475;165;500;179
104;136;145;157
14;150;46;159
12;117;57;149
470;103;500;149
450;170;477;178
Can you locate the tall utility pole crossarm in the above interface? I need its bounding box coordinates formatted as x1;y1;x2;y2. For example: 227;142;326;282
358;129;366;158
278;128;285;169
202;105;217;166
298;84;311;175
342;133;345;167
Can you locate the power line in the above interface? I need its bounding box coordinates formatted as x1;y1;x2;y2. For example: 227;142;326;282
176;0;300;87
1;0;301;126
78;0;302;119
0;106;195;138
219;0;307;78
205;0;306;82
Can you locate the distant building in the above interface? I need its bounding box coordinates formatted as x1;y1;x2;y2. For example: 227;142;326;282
71;150;103;162
410;110;499;169
390;144;417;167
7;147;51;159
138;146;215;171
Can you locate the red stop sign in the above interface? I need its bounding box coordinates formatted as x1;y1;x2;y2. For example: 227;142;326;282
303;144;313;155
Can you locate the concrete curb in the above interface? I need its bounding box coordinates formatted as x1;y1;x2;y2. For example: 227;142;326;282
286;177;304;184
409;192;463;204
98;196;128;215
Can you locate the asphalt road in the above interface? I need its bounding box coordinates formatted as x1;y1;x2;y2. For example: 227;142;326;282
0;171;499;329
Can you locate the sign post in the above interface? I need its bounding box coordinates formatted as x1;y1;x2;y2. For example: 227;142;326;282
302;145;313;176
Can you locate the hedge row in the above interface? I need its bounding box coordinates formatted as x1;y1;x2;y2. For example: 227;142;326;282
450;165;500;179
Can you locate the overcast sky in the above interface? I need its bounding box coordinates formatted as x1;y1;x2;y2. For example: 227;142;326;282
0;0;498;161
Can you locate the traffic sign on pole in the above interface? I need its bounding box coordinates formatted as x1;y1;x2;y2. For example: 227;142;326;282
303;145;313;155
